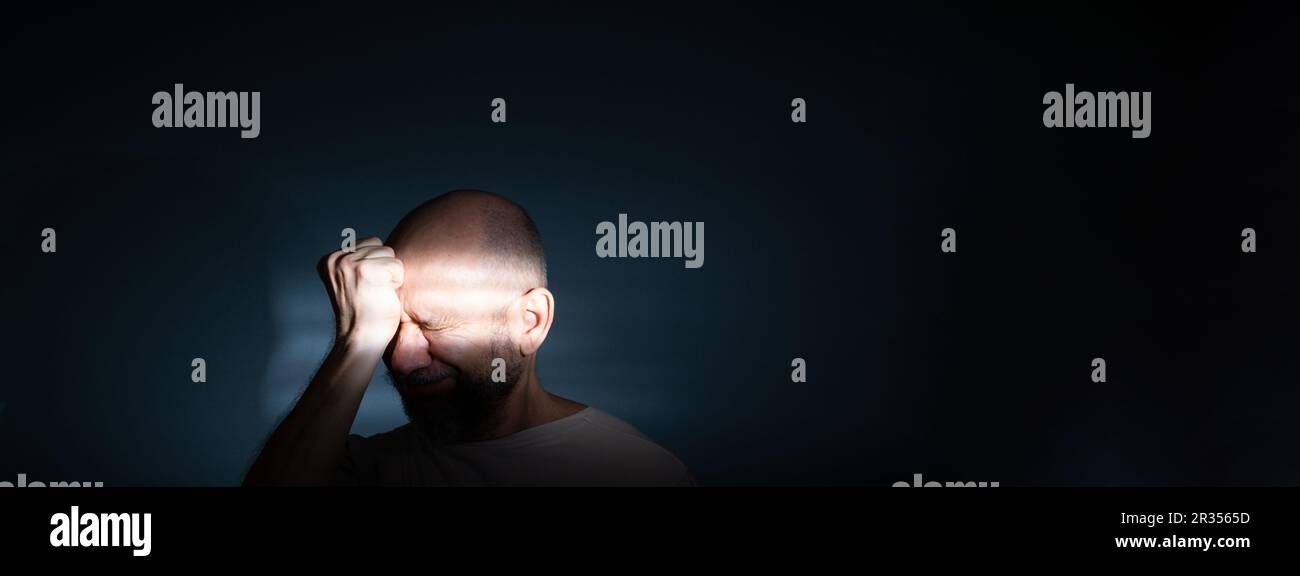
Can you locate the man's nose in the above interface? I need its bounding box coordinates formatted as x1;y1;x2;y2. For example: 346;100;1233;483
389;323;432;374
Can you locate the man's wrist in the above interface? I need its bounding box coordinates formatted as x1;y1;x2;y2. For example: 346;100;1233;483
335;330;391;359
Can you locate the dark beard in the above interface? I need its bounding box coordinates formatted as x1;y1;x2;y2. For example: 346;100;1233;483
389;339;520;445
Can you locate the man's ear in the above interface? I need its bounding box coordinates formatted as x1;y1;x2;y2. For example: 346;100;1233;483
511;287;554;357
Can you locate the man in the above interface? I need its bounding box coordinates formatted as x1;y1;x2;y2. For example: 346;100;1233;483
245;190;692;486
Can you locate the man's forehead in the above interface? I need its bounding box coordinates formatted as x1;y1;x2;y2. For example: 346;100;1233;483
397;264;469;314
397;251;491;290
397;260;520;320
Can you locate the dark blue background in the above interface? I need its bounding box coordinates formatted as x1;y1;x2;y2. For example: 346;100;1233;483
5;3;1299;485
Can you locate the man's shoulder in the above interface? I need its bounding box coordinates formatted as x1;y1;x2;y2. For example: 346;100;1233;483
342;408;695;486
566;407;660;444
552;408;695;486
344;424;418;458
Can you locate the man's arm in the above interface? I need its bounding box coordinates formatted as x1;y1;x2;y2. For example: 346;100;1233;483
244;237;404;486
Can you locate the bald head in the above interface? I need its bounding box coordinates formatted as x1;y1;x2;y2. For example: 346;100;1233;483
382;191;557;442
387;190;547;290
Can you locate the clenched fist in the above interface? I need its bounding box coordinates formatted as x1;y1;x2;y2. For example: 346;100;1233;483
318;237;405;352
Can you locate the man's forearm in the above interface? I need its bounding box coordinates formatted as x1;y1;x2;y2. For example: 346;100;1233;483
244;338;385;486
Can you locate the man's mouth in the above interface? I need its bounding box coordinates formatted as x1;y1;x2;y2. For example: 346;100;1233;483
396;366;458;398
400;375;455;397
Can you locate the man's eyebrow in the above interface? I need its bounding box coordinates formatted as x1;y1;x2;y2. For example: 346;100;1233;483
410;311;457;329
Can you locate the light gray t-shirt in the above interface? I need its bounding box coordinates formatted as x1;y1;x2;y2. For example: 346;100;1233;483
335;407;694;486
